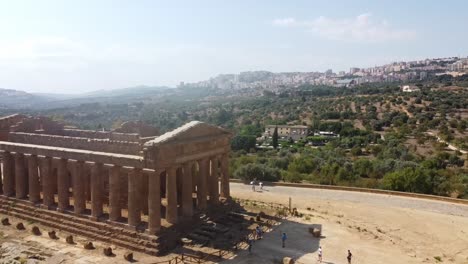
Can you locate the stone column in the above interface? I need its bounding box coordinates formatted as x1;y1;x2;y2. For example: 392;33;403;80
166;166;178;224
71;160;85;214
2;151;14;197
90;162;104;220
140;172;149;215
57;158;69;211
27;155;40;203
0;153;2;193
15;153;27;199
148;170;161;234
220;153;230;198
197;158;208;210
182;162;193;217
128;168;142;227
84;168;91;201
40;156;54;207
209;156;219;204
109;165;121;221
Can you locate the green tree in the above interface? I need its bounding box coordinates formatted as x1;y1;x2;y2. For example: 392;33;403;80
231;135;256;151
272;126;279;149
233;163;281;182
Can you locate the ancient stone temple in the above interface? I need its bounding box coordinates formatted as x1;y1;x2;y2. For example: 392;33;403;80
0;114;231;254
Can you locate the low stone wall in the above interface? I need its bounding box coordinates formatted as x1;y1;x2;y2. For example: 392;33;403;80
9;132;142;155
230;179;468;205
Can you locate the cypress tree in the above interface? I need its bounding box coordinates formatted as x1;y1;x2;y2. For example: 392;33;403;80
272;126;278;149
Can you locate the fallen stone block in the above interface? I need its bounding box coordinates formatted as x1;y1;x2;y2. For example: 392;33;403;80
16;222;25;230
83;241;95;250
66;235;74;244
48;230;58;239
124;252;133;261
1;217;10;225
310;228;321;237
103;247;113;256
31;226;41;235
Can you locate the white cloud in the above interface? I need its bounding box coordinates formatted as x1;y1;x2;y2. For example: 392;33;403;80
272;18;297;26
272;13;415;42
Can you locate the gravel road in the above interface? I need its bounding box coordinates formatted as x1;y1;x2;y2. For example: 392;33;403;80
231;183;468;217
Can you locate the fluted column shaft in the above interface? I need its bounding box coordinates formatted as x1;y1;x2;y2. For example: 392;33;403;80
182;163;193;217
27;155;40;203
197;158;208;210
148;170;161;234
90;162;103;220
14;153;27;199
2;151;14;196
209;156;220;204
166;167;178;224
220;153;230;198
128;168;142;226
109;165;121;221
57;158;69;211
0;153;2;193
40;156;54;207
71;160;85;214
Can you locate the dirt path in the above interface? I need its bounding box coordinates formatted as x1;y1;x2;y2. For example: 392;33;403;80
227;183;468;264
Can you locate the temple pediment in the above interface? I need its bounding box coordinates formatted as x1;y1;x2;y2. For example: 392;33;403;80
144;121;231;147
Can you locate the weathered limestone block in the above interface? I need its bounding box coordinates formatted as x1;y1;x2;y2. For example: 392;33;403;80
84;241;95;250
31;226;41;235
1;217;10;225
16;222;25;230
48;230;58;239
283;257;295;264
66;235;74;244
308;227;321;237
124;252;134;261
103;247;113;256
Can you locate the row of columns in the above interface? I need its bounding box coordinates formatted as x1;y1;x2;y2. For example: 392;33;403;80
0;150;230;235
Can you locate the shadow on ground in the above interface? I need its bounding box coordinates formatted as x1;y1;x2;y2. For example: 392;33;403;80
222;219;323;264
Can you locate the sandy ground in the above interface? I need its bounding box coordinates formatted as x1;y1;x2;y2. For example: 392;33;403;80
226;183;468;264
1;184;467;264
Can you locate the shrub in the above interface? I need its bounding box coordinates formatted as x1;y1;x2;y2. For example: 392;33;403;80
233;163;281;182
282;171;303;183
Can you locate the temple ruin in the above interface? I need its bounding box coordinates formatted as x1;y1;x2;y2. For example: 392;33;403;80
0;114;231;254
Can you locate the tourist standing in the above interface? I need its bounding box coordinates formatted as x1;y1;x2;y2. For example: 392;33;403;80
318;246;323;263
281;232;287;248
251;180;256;192
259;182;263;190
256;226;263;240
347;250;353;264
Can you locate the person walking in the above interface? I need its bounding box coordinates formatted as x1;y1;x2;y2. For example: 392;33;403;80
247;237;253;253
318;246;323;263
281;232;287;248
259;182;263;190
347;250;353;264
250;180;256;192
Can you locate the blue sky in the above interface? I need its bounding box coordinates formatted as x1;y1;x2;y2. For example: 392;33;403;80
0;0;467;93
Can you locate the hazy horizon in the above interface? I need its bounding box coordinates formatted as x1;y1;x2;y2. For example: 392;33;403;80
1;0;467;93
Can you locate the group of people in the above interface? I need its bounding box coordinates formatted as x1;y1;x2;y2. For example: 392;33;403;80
247;232;353;264
250;179;264;192
318;246;353;264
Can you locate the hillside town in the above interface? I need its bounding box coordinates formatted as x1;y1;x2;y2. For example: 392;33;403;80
182;56;468;90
